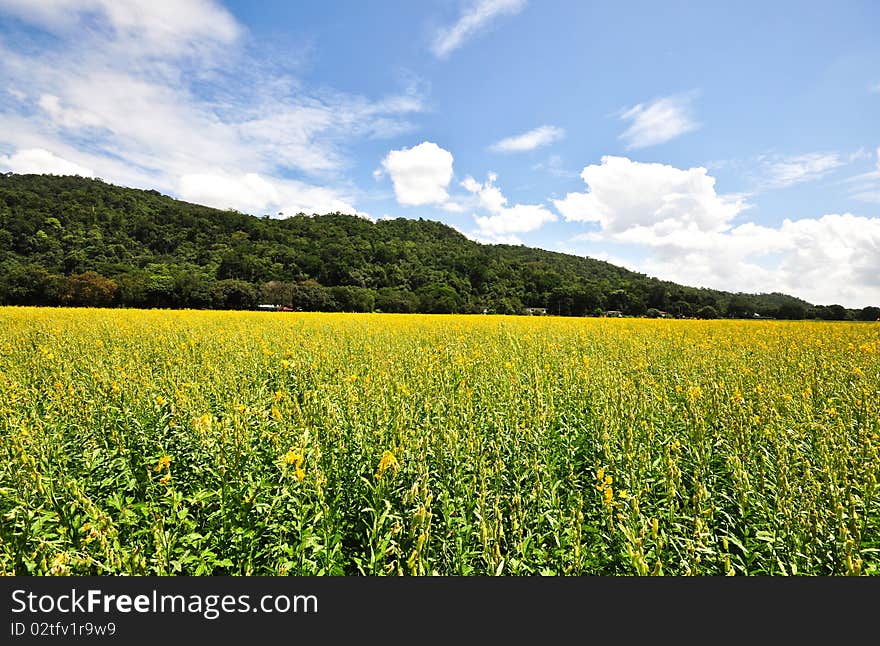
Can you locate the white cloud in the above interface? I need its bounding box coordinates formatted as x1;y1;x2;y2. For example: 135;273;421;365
618;92;700;149
760;152;845;188
381;141;454;206
559;155;880;307
0;0;425;217
851;191;880;203
463;172;556;242
844;147;880;203
178;171;364;217
849;148;872;163
635;214;880;307
0;147;94;176
432;0;526;59
38;94;103;129
179;172;279;213
553;156;745;234
532;154;578;178
489;125;564;153
869;81;880;94
0;0;241;58
439;200;468;213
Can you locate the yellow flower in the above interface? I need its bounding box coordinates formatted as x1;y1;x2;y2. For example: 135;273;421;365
295;467;305;481
376;450;399;480
618;489;628;499
596;468;605;482
154;455;171;471
284;450;303;467
603;486;614;505
155;395;166;406
195;413;211;431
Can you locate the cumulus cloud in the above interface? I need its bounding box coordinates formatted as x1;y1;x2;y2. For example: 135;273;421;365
618;92;700;149
463;172;556;243
553;156;745;234
432;0;526;59
635;214;880;307
0;147;94;176
489;125;564;153
558;155;880;307
381;141;454;206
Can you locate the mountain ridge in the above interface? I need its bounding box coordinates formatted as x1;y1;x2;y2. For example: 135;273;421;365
1;172;875;320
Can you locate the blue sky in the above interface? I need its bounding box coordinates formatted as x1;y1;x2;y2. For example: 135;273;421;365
1;0;879;306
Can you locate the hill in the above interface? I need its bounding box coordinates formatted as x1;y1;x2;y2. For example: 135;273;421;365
0;173;875;320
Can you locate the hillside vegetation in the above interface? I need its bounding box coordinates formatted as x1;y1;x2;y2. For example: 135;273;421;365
1;173;876;320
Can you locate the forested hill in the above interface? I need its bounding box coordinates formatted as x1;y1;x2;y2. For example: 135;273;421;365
1;173;875;320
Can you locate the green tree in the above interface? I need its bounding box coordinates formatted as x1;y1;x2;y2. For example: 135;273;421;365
61;271;118;307
695;305;718;319
777;303;806;320
417;283;462;314
211;279;258;310
857;306;880;321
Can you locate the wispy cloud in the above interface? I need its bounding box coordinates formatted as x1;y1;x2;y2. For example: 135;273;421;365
760;152;846;189
0;0;242;60
431;0;526;59
531;154;578;178
618;91;700;149
869;81;880;94
844;147;880;203
489;125;564;153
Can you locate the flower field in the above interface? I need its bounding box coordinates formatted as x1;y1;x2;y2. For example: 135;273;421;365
1;308;878;575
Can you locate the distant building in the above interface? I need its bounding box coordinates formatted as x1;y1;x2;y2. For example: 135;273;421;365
258;304;280;311
524;307;548;315
603;310;623;318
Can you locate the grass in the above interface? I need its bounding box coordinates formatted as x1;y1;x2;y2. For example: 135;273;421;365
1;307;878;575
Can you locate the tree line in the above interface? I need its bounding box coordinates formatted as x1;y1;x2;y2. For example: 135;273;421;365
1;173;877;321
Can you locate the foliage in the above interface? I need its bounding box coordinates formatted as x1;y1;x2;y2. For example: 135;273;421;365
1;308;878;576
1;173;865;318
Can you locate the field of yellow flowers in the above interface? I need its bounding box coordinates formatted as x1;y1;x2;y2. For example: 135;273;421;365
1;307;878;575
